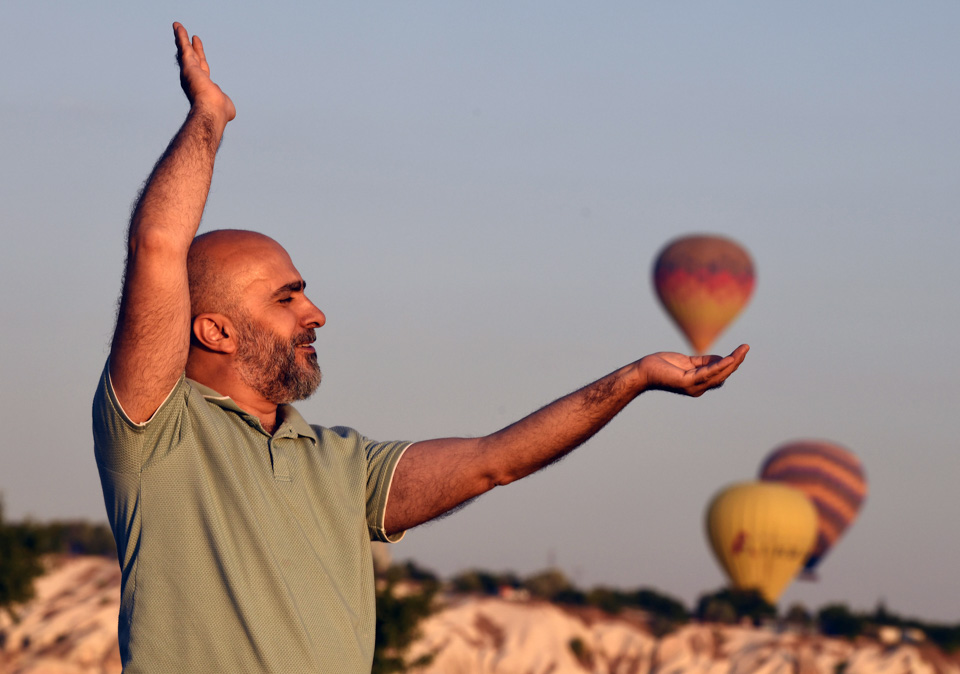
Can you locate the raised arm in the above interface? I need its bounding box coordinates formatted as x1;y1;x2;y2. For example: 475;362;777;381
384;344;749;534
110;23;236;422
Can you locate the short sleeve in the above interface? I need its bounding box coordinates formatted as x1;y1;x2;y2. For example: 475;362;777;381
91;361;189;475
361;436;412;543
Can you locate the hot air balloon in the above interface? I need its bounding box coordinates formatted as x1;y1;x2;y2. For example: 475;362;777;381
652;234;755;353
705;481;818;604
759;440;867;576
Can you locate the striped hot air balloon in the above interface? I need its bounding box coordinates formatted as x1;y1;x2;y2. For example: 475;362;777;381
759;440;867;575
652;234;755;354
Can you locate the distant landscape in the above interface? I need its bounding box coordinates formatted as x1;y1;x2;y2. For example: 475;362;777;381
2;517;959;673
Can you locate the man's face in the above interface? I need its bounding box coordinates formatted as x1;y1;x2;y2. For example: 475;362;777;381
201;233;326;405
233;310;322;405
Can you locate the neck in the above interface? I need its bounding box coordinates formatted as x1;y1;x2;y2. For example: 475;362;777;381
186;357;281;434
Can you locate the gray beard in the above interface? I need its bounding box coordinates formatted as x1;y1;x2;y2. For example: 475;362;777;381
234;316;321;405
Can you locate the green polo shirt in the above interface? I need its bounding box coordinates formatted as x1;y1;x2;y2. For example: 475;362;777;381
92;363;411;673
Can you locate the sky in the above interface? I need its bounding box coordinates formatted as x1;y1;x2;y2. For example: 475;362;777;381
2;2;958;623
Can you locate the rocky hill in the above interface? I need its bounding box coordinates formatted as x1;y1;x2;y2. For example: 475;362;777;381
1;556;957;674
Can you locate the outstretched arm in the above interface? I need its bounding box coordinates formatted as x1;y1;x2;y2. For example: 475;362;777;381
110;23;236;423
384;344;749;534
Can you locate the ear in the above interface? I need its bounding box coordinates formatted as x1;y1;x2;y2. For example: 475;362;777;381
192;313;238;354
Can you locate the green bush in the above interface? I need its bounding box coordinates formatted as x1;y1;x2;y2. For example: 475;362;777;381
630;588;689;623
372;567;439;674
522;568;572;601
450;569;507;596
568;637;594;667
25;520;117;557
0;502;44;622
695;588;776;625
817;604;865;639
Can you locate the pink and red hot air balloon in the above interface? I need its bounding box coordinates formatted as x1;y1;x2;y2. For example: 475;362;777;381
653;234;755;354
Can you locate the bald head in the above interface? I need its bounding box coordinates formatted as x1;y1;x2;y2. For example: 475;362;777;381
184;229;324;404
187;229;288;318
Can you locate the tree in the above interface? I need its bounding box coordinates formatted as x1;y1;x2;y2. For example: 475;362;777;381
26;520;116;557
630;588;689;623
384;560;439;585
372;566;439;674
568;637;595;668
817;604;864;639
695;588;776;625
450;569;502;596
582;586;688;630
585;587;625;614
697;595;737;624
523;568;573;601
784;603;813;629
0;500;44;622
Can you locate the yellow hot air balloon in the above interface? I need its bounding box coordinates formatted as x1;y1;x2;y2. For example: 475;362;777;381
705;482;818;604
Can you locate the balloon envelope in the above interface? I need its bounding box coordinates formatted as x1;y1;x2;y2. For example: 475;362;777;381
652;234;755;353
706;481;818;604
759;440;867;573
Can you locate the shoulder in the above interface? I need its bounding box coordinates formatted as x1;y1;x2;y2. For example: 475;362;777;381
94;361;191;432
93;361;196;474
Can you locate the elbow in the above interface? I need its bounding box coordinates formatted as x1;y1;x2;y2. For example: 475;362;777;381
484;465;521;490
127;224;191;260
474;438;525;490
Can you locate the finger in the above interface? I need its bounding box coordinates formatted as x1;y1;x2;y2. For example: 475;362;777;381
689;354;723;368
173;25;198;71
695;345;749;390
691;354;739;386
192;35;212;75
173;22;190;56
699;344;749;375
723;344;749;374
691;354;734;378
193;35;208;65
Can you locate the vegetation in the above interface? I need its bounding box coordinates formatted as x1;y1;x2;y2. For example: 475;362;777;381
444;563;960;654
817;603;866;639
695;588;777;625
450;568;520;596
0;501;116;623
783;602;814;629
4;511;960;658
815;601;960;653
568;636;594;668
17;520;116;557
0;501;45;622
371;561;440;674
523;567;575;601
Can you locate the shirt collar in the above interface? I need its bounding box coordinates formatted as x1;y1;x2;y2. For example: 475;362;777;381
187;378;319;444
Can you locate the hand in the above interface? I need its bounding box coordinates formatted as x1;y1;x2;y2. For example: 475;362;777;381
639;344;749;397
173;22;236;124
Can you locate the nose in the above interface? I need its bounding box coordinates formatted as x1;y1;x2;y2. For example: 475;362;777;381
303;297;326;328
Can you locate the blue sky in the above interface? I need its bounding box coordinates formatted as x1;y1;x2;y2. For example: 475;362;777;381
2;2;958;621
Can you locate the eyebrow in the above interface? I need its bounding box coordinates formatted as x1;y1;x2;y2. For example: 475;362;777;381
270;280;306;298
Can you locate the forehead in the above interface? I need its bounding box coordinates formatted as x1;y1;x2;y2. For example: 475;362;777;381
209;237;303;301
239;246;303;295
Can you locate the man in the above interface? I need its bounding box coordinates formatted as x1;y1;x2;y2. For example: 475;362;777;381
93;22;748;673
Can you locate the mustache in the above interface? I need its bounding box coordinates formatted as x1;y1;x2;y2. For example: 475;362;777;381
292;328;316;347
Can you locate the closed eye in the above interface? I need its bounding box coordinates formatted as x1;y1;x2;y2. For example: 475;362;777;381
271;280;307;304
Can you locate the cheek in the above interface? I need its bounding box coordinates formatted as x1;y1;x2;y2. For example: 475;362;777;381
264;311;299;338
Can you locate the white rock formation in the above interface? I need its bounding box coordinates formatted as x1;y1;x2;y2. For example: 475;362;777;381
0;556;121;674
2;556;957;674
